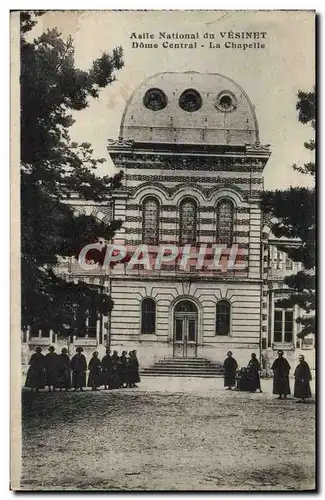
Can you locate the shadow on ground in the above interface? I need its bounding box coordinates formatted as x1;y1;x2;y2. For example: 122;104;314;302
21;389;316;491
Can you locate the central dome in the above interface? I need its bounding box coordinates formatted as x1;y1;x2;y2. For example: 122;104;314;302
119;72;259;147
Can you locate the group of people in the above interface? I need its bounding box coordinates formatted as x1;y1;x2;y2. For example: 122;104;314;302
223;350;313;403
25;346;141;392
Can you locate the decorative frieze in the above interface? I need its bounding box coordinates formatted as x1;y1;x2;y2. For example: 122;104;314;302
125;183;259;198
126;204;251;214
125;174;263;185
109;152;268;171
124;227;250;238
125;215;251;226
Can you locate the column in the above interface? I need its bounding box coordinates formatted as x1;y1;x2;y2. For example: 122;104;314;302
248;200;261;278
112;194;128;245
96;318;100;345
268;290;274;348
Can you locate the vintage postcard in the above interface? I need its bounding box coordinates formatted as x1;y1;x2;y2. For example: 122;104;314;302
11;9;316;491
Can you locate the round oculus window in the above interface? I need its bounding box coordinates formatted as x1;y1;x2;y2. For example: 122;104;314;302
215;92;237;112
179;89;202;112
143;88;168;111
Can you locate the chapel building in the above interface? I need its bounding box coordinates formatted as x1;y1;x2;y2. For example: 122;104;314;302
21;72;315;372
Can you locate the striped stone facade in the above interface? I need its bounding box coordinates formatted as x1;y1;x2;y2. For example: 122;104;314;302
21;72;315;372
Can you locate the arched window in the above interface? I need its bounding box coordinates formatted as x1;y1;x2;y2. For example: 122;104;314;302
179;198;197;245
174;300;198;314
141;298;156;334
142;197;160;245
216;200;234;245
216;300;231;335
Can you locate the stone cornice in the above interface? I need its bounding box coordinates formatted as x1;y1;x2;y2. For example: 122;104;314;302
108;152;269;174
108;140;271;164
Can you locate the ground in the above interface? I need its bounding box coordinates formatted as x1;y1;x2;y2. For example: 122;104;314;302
20;377;316;491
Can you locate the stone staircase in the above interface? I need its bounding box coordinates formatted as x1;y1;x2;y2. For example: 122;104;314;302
140;357;224;378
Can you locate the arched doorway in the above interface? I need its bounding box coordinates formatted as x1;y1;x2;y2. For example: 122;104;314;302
173;300;198;358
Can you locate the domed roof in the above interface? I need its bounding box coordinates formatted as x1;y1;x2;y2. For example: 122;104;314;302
119;72;259;147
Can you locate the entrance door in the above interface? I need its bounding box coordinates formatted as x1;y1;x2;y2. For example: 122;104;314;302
173;300;198;358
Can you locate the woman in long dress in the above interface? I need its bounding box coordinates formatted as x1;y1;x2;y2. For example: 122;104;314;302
25;347;45;391
101;349;113;390
294;355;312;403
128;350;140;388
223;351;238;390
87;351;102;391
56;347;71;391
70;346;87;391
247;353;262;392
111;350;120;389
120;351;129;388
271;350;291;399
44;345;58;392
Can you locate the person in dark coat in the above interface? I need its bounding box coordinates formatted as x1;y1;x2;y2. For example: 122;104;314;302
56;348;71;391
87;351;102;391
70;346;87;391
120;351;129;388
247;353;262;393
294;355;312;403
223;351;238;390
101;348;113;390
44;346;58;392
128;350;140;388
271;350;291;399
127;351;133;387
115;353;124;388
25;347;45;391
111;350;120;388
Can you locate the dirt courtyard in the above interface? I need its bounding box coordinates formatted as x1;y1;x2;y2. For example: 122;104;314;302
20;377;316;491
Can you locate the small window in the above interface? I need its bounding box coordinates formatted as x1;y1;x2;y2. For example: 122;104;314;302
215;91;237;112
220;95;232;109
284;311;293;342
285;257;293;271
179;89;202;112
87;304;97;338
141;298;156;334
216;200;234;245
274;310;283;342
216;300;231;335
143;88;168;111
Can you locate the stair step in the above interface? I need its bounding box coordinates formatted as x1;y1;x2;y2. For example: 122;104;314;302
141;370;224;375
154;363;222;368
155;360;222;364
142;366;223;371
156;363;218;365
156;360;220;364
141;373;223;378
155;359;222;366
148;367;224;371
141;357;224;378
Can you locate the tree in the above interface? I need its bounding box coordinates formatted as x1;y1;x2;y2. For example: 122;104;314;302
261;88;315;338
21;12;124;333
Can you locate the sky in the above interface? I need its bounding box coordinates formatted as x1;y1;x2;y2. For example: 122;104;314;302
30;10;315;190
